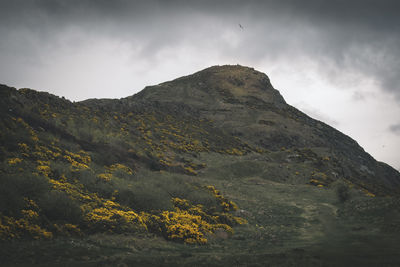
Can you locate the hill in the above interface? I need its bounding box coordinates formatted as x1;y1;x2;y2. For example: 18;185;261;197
1;65;399;266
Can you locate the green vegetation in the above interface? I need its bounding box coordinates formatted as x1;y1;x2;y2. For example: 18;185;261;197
0;65;399;266
333;179;352;202
0;87;250;244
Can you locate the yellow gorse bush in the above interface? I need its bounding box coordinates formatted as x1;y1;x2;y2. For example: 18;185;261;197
206;185;238;212
7;158;22;165
0;198;52;240
36;164;51;177
159;209;209;244
53;223;82;236
64;150;91;170
0;216;53;239
143;196;246;244
106;163;133;175
85;200;147;233
97;173;113;182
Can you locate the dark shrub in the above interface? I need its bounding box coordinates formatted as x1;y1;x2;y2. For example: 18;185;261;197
39;190;82;224
0;173;50;216
116;186;172;212
335;180;351;202
186;190;219;210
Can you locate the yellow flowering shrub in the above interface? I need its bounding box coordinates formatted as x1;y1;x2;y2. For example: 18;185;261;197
85;200;147;233
225;148;245;156
309;172;329;187
309;172;328;186
18;143;29;152
7;158;22;165
63;150;91;171
49;176;101;203
24;198;39;210
144;196;246;244
0;203;52;240
158;209;209;244
106;163;133;175
36;164;51;177
362;189;376;197
0;216;53;239
97;173;113;182
32;144;62;160
21;209;39;220
30;131;39;142
53;223;82;236
183;166;197;175
206;185;238;212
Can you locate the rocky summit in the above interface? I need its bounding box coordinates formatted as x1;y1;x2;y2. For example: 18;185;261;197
1;65;399;266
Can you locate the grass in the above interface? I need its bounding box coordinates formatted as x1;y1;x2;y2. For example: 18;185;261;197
1;153;399;266
1;71;400;266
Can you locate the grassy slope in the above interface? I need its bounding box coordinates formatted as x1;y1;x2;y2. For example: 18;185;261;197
1;63;400;266
2;153;400;266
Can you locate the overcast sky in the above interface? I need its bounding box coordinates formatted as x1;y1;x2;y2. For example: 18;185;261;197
0;0;399;170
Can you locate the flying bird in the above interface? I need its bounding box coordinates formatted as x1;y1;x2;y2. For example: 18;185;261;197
239;23;244;30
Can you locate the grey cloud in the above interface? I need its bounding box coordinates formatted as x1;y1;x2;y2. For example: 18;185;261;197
352;91;366;102
389;124;400;135
1;0;400;100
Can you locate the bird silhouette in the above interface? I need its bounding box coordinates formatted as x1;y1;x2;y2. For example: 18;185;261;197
239;23;244;30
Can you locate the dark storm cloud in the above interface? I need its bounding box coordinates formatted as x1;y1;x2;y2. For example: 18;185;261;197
1;0;400;99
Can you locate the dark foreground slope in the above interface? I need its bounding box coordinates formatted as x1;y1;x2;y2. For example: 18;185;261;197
1;65;400;266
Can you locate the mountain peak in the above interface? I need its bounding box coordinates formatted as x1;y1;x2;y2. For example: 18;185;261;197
194;64;265;79
134;65;286;108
